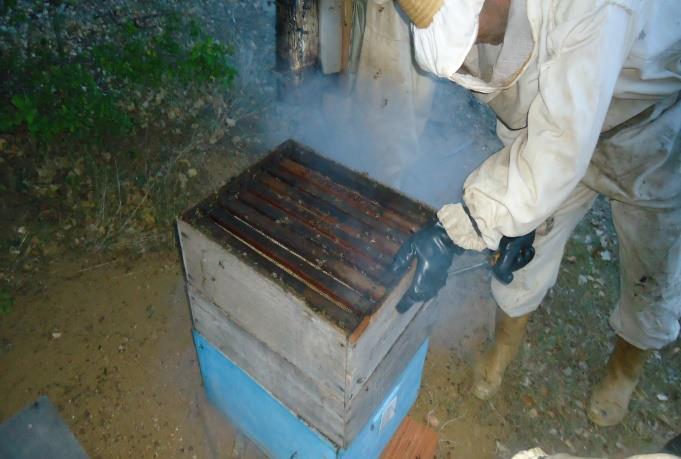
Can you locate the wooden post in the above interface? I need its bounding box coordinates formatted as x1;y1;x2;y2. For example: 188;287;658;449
341;0;352;72
276;0;319;87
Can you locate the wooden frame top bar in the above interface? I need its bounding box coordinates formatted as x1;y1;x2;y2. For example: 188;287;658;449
181;140;432;334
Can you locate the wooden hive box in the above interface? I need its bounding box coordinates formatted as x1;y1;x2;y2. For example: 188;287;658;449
178;140;436;451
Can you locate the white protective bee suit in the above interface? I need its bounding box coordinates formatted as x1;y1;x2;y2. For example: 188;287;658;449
346;0;436;188
412;0;681;350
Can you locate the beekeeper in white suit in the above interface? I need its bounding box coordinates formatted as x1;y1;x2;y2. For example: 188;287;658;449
386;0;681;428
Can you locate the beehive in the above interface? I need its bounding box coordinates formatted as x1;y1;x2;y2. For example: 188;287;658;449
178;140;436;452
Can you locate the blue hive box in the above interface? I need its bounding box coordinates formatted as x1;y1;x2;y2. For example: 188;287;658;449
193;331;429;458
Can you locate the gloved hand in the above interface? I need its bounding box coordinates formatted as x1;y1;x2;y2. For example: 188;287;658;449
390;220;463;313
491;231;536;285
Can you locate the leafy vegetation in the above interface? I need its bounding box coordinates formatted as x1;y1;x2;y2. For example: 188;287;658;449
0;0;251;303
0;289;12;315
0;2;235;145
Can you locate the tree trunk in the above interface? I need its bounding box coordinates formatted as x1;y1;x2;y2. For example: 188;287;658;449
276;0;319;86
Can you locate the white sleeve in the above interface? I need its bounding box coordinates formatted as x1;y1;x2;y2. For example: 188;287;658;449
440;3;638;251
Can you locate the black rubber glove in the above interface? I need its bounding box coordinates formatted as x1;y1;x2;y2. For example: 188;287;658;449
390;220;463;313
491;231;536;285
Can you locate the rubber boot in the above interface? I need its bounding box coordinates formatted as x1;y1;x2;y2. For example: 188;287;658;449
588;337;650;427
472;310;530;400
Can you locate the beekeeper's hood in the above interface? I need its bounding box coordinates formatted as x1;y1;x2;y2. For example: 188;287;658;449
399;0;485;76
400;0;535;94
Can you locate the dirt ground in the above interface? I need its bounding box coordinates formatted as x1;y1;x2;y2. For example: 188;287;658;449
0;252;255;459
1;198;679;459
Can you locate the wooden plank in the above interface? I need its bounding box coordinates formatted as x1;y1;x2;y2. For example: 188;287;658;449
380;416;438;459
268;165;408;245
177;219;348;398
187;212;362;333
345;298;436;442
220;196;387;302
278;158;418;235
256;172;401;256
234;189;389;285
189;289;345;446
207;205;372;314
286;143;432;226
340;0;351;72
246;187;390;277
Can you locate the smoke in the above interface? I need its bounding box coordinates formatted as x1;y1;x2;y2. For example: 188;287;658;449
261;71;503;353
265;74;500;208
222;0;502;354
221;0;500;210
264;69;500;212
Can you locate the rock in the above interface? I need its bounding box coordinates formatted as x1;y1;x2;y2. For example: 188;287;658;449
496;441;511;456
425;411;439;428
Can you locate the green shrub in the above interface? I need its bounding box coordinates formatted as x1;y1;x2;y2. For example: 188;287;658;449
0;289;12;315
1;64;132;143
0;3;235;146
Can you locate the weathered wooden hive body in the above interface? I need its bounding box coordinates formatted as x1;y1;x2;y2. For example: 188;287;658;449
178;140;436;455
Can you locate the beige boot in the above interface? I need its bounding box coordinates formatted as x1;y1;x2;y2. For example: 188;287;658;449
472;310;530;400
588;337;650;427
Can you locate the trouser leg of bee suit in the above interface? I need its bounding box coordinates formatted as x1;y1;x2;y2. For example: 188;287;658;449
585;95;681;426
472;183;598;400
588;194;680;427
587;96;681;351
488;95;681;418
490;182;599;317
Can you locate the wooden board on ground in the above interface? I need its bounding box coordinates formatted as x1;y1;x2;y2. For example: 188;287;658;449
380;416;438;459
